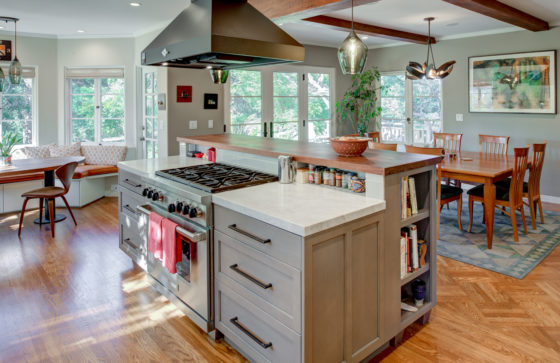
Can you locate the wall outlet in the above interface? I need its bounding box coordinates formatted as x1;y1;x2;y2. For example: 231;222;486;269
110;184;118;192
456;113;464;122
208;119;214;128
189;120;198;129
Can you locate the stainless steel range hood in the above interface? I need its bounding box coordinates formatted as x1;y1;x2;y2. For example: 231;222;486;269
141;0;305;72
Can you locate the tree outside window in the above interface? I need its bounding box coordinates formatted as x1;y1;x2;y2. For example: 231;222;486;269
1;78;34;145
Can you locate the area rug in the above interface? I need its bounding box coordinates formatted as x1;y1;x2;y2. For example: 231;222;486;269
437;201;560;279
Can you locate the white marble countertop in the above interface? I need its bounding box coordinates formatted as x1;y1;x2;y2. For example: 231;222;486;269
213;182;386;237
118;156;209;178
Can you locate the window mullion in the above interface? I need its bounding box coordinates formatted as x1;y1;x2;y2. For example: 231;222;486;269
95;79;102;144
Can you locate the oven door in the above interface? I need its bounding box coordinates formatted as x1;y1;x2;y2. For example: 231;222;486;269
137;204;211;327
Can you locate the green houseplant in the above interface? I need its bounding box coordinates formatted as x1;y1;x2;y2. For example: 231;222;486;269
336;67;383;137
0;132;22;166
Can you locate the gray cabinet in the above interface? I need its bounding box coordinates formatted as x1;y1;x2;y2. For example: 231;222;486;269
214;205;385;363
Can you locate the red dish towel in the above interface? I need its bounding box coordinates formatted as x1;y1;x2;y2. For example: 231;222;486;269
162;218;183;274
148;212;164;260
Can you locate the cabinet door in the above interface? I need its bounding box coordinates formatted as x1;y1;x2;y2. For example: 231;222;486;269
304;213;384;363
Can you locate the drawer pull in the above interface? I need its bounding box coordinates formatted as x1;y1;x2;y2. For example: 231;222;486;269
123;238;140;251
124;204;139;216
228;224;271;244
124;179;142;188
230;317;273;349
230;264;272;289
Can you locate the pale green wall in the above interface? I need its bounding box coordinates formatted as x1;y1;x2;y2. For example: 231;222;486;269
368;28;560;197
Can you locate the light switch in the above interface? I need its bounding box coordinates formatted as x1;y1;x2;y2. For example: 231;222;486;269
208;119;214;128
189;120;198;129
456;113;464;122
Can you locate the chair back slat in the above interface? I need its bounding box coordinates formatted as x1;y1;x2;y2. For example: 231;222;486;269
433;132;462;155
509;147;529;208
479;134;510;155
368;131;380;143
528;142;546;197
371;142;397;151
56;162;79;194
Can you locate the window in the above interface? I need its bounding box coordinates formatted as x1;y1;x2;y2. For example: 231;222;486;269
65;68;125;144
143;70;158;158
227;66;334;142
0;67;36;146
380;73;442;145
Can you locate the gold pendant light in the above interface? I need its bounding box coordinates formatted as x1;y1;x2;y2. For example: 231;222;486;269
406;17;455;80
337;0;368;75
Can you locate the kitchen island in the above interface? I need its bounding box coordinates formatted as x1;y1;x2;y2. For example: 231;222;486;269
176;135;441;363
117;136;440;362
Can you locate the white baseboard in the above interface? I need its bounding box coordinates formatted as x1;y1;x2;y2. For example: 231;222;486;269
541;195;560;205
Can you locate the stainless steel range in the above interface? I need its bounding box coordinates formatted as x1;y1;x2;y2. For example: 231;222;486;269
118;161;277;335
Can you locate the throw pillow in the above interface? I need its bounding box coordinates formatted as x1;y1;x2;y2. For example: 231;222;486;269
81;145;127;166
49;142;82;157
23;143;55;159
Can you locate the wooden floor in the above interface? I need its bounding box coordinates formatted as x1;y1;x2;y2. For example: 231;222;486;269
1;198;559;362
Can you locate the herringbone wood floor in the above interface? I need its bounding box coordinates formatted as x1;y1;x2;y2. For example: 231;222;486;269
1;198;559;362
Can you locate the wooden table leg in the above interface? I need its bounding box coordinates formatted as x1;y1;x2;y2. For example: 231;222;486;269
483;181;496;249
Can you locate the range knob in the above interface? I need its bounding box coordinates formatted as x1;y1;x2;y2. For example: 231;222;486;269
182;204;190;216
147;190;153;199
142;188;149;197
176;202;184;213
168;203;176;213
189;207;198;218
152;192;159;201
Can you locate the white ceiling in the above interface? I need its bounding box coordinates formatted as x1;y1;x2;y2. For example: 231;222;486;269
0;0;558;47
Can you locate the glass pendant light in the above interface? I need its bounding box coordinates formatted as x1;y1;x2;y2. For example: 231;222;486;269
9;18;22;85
406;17;455;80
337;0;368;75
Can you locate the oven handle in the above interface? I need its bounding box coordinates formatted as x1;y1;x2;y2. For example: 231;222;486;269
137;204;206;243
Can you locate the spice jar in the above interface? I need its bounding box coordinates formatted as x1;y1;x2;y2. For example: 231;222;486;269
329;168;336;186
323;168;330;185
314;167;322;184
296;168;308;184
351;175;366;193
342;172;350;189
335;170;343;188
308;165;315;184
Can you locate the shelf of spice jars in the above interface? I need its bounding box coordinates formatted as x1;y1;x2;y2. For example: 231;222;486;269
294;164;367;194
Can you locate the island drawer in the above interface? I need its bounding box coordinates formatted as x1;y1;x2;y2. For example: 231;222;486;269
118;169;145;195
214;205;302;269
119;221;147;264
119;186;145;222
215;230;301;332
216;282;301;363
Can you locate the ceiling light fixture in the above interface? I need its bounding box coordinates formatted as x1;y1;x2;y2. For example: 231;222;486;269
77;29;85;33
130;2;142;6
406;17;455;80
0;16;22;86
337;0;367;75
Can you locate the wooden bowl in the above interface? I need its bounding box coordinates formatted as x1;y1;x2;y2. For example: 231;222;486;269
330;137;369;157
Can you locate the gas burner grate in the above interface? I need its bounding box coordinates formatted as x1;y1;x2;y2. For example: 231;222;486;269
155;163;278;193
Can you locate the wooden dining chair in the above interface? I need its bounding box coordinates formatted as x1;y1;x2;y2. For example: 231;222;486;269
371;142;397;151
479;134;510;154
468;147;529;242
405;145;463;234
497;142;547;230
433;132;462;155
18;162;79;238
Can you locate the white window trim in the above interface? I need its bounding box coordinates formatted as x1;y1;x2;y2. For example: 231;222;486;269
380;71;443;146
225;64;336;142
64;67;126;145
0;63;39;147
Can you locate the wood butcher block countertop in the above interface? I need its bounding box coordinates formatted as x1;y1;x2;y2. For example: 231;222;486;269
177;134;441;175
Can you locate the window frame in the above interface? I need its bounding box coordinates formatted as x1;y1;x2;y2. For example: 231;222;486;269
225;64;336;142
64;69;126;145
0;64;39;147
380;71;443;146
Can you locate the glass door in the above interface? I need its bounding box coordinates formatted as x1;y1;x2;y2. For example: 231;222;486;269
307;72;331;143
272;71;299;140
142;69;158;158
229;70;262;137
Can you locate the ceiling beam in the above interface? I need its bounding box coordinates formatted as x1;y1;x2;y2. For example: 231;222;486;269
248;0;381;23
442;0;549;31
303;15;436;44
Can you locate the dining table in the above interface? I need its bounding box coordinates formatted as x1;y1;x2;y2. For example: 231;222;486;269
0;156;85;224
439;151;529;249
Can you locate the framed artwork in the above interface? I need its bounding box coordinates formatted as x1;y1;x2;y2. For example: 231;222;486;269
204;93;218;109
0;40;12;61
469;50;556;114
177;85;192;103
